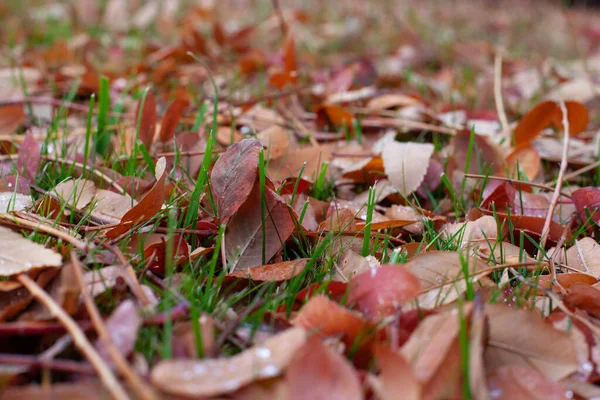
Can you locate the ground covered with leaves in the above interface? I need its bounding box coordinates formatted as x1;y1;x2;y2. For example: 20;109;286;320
3;0;600;398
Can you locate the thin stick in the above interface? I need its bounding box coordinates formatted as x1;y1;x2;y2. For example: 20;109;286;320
271;0;287;36
538;101;570;272
0;353;96;375
493;49;510;139
0;97;123;118
547;159;600;186
464;173;571;198
0;213;88;251
17;274;130;400
70;252;157;400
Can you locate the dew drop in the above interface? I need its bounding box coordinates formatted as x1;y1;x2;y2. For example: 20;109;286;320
255;347;271;359
260;364;279;377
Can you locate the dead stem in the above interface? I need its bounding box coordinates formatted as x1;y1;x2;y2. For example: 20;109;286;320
17;274;130;400
70;252;158;400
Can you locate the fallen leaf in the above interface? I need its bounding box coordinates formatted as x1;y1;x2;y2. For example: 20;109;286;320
366;93;420;111
0;192;31;213
373;345;420;400
487;365;567;400
443;215;498;248
0;226;62;276
211;139;261;222
227;259;308;281
159;98;188;142
52;179;96;211
225;183;295;271
348;265;420;319
485;303;580;380
403;251;489;309
95;299;141;364
0;105;26;135
105;157;167;238
286;335;363;400
382;141;434;196
16;132;40;184
150;327;307;397
293;295;373;349
257;126;289;160
134;91;157;149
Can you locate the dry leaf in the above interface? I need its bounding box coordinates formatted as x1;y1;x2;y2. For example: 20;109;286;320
286;335;363;400
52;179;96;211
151;327;307;397
485;303;580;380
555;238;600;275
487;365;567;400
0;226;62;276
443;215;498;248
0;192;31;213
374;345;421;400
382;141;434;196
227;259;308;282
95;299;141;364
257;126;289;160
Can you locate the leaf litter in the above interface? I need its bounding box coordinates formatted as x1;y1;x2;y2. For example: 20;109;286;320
2;1;600;398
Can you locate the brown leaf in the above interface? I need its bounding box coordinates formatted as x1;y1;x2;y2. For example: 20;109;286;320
95;299;141;364
485;303;579;380
514;100;589;146
142;233;190;276
564;284;600;318
135;91;157;149
225;184;295;271
506;144;541;181
382;141;434;196
403;251;489;309
286;335;363;400
150;327;307;397
257;126;289;160
487;365;567;400
211;139;262;222
52;179;96;212
555;238;600;275
16;132;40;184
90;189;136;224
373;345;420;400
0;105;26;135
159;98;188;142
348;265;420;319
227;259;308;282
0;226;62;276
293;295;373;349
105;157;167;238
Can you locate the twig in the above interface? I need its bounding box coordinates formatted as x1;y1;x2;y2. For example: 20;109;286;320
464;173;572;198
16;274;130;400
493;49;510;140
538;101;570;277
71;252;158;400
0;213;88;251
0;97;122;118
271;0;287;36
547;159;600;186
0;353;96;375
206;298;265;358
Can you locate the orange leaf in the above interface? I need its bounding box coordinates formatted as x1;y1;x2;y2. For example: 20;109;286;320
550;100;589;136
348;265;420;319
374;345;420;400
293;295;373;349
226;259;308;282
283;33;297;84
159;99;188;142
135;91;157;149
105;157;167;238
287;335;362;400
322;105;354;126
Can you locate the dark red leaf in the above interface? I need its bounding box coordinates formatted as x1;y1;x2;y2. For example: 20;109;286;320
159;99;188;143
135;91;157;149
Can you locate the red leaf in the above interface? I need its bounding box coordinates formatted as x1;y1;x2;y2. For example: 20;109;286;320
347;265;420;319
0;105;26;135
105;157;167;238
211;139;262;223
159;99;188;142
226;259;308;282
513;101;558;146
572;187;600;225
293;295;373;349
374;345;420;400
514;100;589;146
143;233;190;276
213;22;227;46
225;184;295;270
487;365;567;400
283;33;297;84
564;284;600;318
287;335;362;400
16;132;40;184
135;91;157;149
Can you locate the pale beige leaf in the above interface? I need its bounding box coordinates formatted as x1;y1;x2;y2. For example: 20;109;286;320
443;216;498;248
84;266;127;298
485;303;580;380
151;327;307;397
53;179;96;211
556;237;600;275
331;141;372;175
401;303;472;384
257;126;289;160
0;193;31;213
366;93;421;111
404;251;489;309
334;249;380;282
385;205;425;235
0;226;62;276
382;141;434;196
103;0;129;30
90;190;136;224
